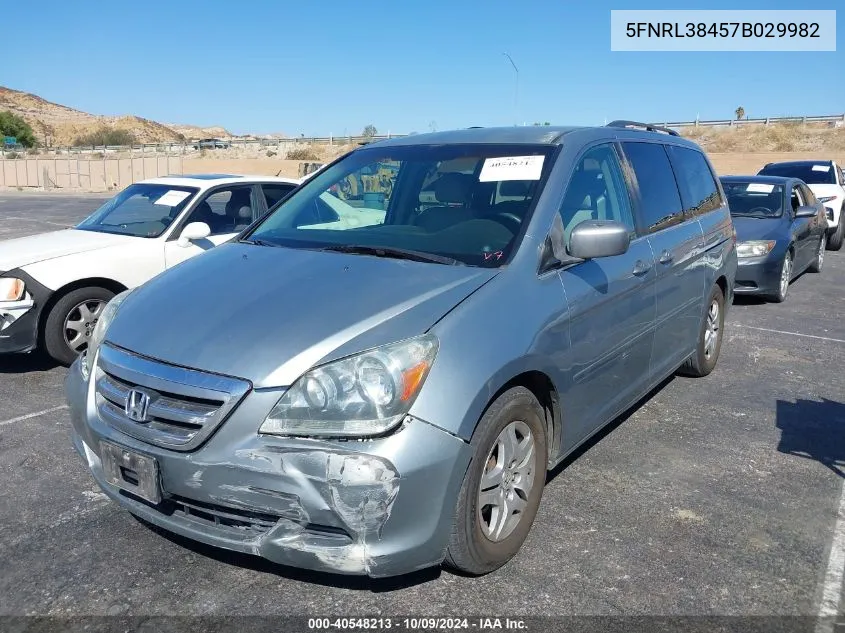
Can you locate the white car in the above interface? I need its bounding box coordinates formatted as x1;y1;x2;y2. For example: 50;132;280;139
0;174;300;364
758;160;845;251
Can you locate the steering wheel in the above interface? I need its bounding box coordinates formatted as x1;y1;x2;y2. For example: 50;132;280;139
490;212;522;235
748;206;774;216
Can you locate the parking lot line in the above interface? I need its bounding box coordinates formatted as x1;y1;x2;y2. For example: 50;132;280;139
733;324;845;345
0;404;69;427
819;485;845;621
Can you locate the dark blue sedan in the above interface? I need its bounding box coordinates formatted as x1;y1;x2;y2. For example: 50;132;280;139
720;175;828;302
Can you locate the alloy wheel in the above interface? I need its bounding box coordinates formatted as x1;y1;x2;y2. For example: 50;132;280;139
63;299;107;352
780;255;792;299
703;300;720;360
477;420;536;542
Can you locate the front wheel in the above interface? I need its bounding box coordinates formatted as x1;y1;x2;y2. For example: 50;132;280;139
808;235;826;273
678;283;725;378
43;286;114;365
445;387;547;575
827;215;844;251
768;252;792;303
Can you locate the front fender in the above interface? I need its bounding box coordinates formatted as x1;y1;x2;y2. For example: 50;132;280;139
408;269;570;442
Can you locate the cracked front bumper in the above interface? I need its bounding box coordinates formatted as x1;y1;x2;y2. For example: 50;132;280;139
0;298;38;353
65;357;471;577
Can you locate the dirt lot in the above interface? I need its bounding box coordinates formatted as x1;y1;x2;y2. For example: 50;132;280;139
1;194;844;629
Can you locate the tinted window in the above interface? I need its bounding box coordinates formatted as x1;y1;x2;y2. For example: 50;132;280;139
621;142;684;233
558;144;634;243
720;181;784;218
758;162;837;185
666;145;722;217
262;183;297;209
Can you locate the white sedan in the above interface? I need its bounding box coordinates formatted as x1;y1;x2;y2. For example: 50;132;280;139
0;174;300;364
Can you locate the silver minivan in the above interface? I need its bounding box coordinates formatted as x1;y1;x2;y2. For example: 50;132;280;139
66;124;737;577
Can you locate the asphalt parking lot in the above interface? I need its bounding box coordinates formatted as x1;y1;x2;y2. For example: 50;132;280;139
1;193;844;619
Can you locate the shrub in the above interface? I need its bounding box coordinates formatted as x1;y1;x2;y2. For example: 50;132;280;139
266;150;277;157
73;127;136;147
0;111;37;147
287;146;320;161
6;151;19;159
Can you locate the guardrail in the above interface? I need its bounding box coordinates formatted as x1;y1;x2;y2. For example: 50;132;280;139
650;113;845;129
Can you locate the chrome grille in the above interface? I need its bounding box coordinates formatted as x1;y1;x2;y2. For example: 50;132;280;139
94;343;251;451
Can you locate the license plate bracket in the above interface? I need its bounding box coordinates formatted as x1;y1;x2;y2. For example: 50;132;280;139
99;440;161;504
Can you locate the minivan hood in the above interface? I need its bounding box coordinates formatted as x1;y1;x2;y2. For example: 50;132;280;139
106;243;498;387
0;229;136;271
732;215;785;242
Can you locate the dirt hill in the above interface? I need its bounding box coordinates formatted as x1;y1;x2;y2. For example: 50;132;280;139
0;86;233;146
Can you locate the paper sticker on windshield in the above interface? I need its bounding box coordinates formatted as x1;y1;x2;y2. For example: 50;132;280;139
746;183;774;193
479;155;545;182
812;164;831;172
154;190;192;206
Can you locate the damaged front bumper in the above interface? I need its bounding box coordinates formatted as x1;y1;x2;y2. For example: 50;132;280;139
65;355;471;578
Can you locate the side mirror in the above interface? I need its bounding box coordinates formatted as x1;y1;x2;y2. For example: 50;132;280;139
177;221;211;247
568;220;630;259
794;205;817;218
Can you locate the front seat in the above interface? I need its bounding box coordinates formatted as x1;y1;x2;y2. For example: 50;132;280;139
190;201;222;233
560;169;602;243
225;189;253;231
414;173;475;232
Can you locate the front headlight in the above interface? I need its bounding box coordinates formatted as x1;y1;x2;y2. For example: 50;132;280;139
0;278;25;302
736;240;776;258
260;334;439;438
81;289;133;379
817;196;837;204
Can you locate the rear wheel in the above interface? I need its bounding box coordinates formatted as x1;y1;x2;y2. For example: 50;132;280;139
828;215;844;251
808;235;826;273
678;284;725;378
445;387;547;575
43;286;114;366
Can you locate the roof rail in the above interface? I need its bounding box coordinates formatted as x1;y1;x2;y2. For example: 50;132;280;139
606;120;680;137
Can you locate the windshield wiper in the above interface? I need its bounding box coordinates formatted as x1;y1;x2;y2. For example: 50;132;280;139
240;238;281;247
317;244;462;265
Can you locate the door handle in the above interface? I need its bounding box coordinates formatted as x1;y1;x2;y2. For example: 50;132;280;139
632;260;651;276
658;250;673;265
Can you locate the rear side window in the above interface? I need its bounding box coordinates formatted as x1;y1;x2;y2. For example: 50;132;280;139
263;183;297;209
621;142;684;233
666;146;723;217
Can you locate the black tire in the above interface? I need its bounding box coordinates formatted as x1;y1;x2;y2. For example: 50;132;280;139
766;252;792;304
43;286;114;366
445;387;547;576
678;284;725;378
828;217;844;251
808;234;826;273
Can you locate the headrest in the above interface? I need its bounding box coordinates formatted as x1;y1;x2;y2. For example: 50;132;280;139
226;190;251;213
434;173;473;204
237;205;252;219
499;180;531;197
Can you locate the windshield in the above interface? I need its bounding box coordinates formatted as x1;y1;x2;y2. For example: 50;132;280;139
721;181;784;217
245;144;556;267
758;163;836;185
76;183;199;238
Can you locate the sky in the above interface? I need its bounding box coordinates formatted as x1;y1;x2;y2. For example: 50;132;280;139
3;0;843;137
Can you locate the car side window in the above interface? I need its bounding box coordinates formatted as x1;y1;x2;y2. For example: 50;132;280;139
799;184;816;205
557;144;635;244
621;142;684;233
666;145;723;217
184;185;257;236
790;185;804;213
262;183;297;211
